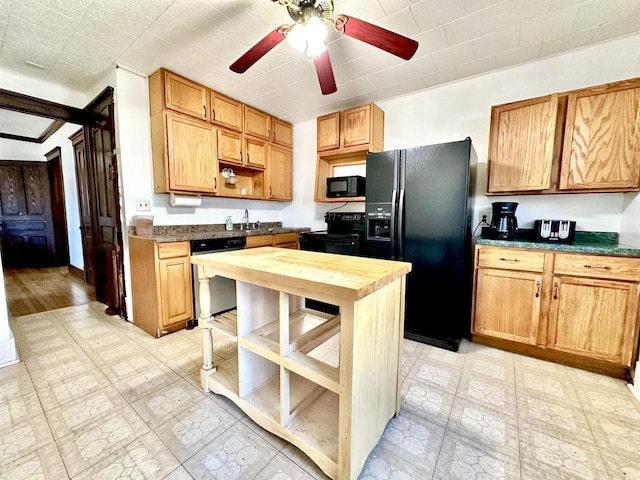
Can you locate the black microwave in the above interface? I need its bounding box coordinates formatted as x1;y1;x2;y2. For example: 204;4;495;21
326;175;366;198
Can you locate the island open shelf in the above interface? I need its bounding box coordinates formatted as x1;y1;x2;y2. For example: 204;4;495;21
192;247;411;479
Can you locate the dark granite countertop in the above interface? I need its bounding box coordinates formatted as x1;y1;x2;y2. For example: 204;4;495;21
127;223;311;243
475;231;640;258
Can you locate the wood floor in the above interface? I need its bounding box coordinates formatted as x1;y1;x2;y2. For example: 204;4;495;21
3;266;96;318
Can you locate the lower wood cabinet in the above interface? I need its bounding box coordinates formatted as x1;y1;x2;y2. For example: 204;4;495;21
246;232;299;249
472;245;640;375
129;236;193;337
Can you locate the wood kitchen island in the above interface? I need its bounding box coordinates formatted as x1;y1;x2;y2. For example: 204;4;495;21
191;247;412;479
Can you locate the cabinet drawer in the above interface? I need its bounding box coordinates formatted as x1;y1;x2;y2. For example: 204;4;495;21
158;241;190;259
553;254;640;281
246;235;273;248
274;233;298;245
477;247;545;272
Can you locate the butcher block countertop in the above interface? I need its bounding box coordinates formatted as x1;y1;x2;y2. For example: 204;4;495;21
190;246;412;301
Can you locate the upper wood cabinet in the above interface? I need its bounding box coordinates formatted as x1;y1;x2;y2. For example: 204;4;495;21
150;69;208;121
486;77;640;195
560;81;640;191
244;105;271;140
472;245;640;373
317;103;384;153
268;144;293;200
487;95;560;194
317;112;340;151
210;91;243;132
152;111;217;194
272;118;293;147
149;68;293;201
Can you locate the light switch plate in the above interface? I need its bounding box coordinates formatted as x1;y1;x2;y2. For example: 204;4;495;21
136;199;150;211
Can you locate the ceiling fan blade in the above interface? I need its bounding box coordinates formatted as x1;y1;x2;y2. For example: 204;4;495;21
230;28;286;73
313;49;337;95
336;15;418;60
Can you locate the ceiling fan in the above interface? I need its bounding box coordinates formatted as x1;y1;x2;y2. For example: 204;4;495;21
229;0;419;95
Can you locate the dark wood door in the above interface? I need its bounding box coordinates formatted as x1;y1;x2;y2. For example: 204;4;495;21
45;147;70;266
0;161;56;267
70;129;96;285
84;88;124;315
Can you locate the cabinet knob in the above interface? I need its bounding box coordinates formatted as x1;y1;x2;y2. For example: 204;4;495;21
583;264;612;270
553;281;559;300
202;105;206;119
499;257;520;263
212;108;216;121
535;280;541;298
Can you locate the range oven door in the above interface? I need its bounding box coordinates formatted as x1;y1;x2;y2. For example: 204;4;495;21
299;232;360;255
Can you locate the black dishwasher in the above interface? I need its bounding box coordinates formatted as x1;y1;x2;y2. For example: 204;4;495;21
190;237;245;322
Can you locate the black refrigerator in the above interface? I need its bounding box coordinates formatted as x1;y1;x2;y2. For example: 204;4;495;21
364;138;473;351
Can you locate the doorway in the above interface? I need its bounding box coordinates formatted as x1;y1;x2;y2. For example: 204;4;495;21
0;87;126;318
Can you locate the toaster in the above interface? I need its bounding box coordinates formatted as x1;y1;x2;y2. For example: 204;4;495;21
534;220;576;243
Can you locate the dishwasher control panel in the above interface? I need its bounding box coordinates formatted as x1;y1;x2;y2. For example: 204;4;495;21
190;236;246;254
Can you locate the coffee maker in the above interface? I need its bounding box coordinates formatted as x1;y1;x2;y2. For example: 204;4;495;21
489;202;518;239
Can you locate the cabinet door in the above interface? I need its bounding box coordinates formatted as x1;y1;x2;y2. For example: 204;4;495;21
317;112;340;151
166;113;217;193
487;95;559;193
272;118;293;147
245;137;267;169
164;71;208;121
268;145;293;200
341;105;372;148
216;128;244;165
244;106;271;140
158;256;193;329
473;268;542;345
211;91;243;132
547;276;639;366
560;83;640;191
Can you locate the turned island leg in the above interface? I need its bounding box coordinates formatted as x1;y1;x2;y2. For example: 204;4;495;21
198;265;215;391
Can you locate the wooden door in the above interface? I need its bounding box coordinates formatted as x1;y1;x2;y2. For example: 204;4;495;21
547;276;639;366
164;70;208;121
487;95;559;193
244;105;271;140
473;268;542;345
267;145;292;200
85;89;124;315
0;162;55;267
158;256;193;329
341;105;371;148
210;91;243;132
317;112;340;151
245;137;267;169
45;147;69;266
70;129;96;285
560;81;640;191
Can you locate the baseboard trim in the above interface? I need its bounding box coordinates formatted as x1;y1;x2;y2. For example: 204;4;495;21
629;383;640;405
68;265;84;280
0;331;19;368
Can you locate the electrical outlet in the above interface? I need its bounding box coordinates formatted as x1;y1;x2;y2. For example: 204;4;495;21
136;198;150;211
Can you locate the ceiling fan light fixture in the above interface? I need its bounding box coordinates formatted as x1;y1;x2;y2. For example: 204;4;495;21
306;39;327;58
286;23;307;52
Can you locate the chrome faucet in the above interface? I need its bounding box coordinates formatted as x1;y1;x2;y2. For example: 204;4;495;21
243;209;249;229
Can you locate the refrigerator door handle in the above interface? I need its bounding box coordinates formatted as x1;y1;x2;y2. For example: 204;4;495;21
390;189;397;259
397;189;405;260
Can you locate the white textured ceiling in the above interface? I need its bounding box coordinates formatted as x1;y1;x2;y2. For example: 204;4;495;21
1;0;640;124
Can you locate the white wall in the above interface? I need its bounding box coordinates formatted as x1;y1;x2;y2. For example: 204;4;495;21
0;249;18;368
0;138;41;159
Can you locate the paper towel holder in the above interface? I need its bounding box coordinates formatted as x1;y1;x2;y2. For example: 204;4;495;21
169;192;202;207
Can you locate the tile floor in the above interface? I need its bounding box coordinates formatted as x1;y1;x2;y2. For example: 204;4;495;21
2;301;640;479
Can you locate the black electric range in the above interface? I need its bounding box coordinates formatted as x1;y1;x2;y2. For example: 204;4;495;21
299;212;365;256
